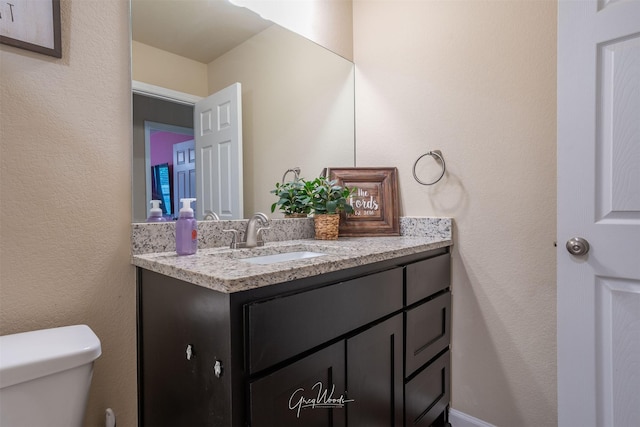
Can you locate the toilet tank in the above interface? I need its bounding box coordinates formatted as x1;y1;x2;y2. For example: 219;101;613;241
0;325;102;427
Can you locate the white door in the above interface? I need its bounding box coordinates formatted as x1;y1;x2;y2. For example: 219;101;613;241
194;83;244;220
172;140;196;217
557;1;640;426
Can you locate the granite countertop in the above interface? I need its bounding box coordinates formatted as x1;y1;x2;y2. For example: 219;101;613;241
132;235;452;293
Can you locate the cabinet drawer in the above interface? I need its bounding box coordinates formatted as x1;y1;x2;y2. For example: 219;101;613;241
405;253;450;305
405;291;451;377
405;350;450;427
246;267;403;374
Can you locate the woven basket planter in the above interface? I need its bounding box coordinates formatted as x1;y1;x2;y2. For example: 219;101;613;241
314;214;340;240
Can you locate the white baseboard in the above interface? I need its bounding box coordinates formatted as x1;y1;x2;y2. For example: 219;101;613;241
449;408;496;427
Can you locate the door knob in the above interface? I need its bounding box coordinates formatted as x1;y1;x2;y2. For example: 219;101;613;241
566;237;590;256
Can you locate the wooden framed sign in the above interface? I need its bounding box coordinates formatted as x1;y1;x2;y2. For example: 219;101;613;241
328;167;400;236
0;0;62;58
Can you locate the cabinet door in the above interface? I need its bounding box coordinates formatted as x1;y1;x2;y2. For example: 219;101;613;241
249;341;346;427
347;315;403;426
138;273;231;427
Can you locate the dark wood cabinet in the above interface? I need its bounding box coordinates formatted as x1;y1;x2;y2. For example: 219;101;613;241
405;292;451;377
249;341;346;427
405;350;451;426
245;268;403;374
405;254;451;305
347;315;403;426
403;254;452;427
138;273;232;427
137;247;451;427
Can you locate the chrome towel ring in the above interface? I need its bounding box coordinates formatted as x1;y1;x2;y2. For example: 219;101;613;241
412;150;446;185
281;167;301;183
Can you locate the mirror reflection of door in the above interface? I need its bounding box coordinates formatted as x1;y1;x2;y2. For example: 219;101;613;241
133;87;243;221
172;138;196;217
195;82;243;221
132;94;194;221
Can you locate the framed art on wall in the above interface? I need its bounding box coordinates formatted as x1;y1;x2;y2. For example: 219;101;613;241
0;0;62;58
328;167;400;236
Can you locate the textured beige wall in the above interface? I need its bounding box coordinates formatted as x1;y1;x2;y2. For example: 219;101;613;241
353;1;557;425
0;1;557;426
207;25;355;216
132;40;208;97
0;0;137;425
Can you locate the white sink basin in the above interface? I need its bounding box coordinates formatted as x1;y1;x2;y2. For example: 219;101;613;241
240;251;327;265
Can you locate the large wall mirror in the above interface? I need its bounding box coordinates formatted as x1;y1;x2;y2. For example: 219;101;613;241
131;0;355;222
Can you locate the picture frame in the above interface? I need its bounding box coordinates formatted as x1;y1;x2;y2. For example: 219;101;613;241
328;167;400;236
0;0;62;58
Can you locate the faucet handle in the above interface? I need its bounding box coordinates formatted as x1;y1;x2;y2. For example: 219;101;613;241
256;227;270;246
223;229;240;249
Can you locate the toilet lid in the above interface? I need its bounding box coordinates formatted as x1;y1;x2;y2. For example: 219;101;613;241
0;325;101;389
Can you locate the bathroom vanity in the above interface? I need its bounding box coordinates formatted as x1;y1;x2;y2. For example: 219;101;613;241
133;233;452;427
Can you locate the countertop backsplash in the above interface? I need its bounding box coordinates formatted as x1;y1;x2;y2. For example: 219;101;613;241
131;216;451;255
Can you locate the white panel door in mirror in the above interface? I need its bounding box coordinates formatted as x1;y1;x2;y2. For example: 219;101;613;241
195;82;244;220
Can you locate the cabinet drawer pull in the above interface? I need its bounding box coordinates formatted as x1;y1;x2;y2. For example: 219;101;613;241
186;344;193;361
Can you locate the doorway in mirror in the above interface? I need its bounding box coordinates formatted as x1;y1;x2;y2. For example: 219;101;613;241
133;94;194;222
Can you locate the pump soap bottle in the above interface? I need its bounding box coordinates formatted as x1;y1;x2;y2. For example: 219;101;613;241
176;198;197;255
147;200;167;223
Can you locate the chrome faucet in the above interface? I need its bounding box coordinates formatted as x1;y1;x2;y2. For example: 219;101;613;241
244;212;269;248
224;212;270;249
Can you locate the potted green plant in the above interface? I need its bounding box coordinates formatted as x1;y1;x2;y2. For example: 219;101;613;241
304;176;355;240
270;179;312;217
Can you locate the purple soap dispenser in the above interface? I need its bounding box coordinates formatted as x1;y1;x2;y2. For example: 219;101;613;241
176;198;197;255
147;200;167;222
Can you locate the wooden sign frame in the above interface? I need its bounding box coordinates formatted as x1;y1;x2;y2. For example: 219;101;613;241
328;167;400;236
0;0;62;58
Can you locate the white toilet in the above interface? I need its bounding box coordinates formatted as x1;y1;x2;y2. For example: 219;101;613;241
0;324;102;427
